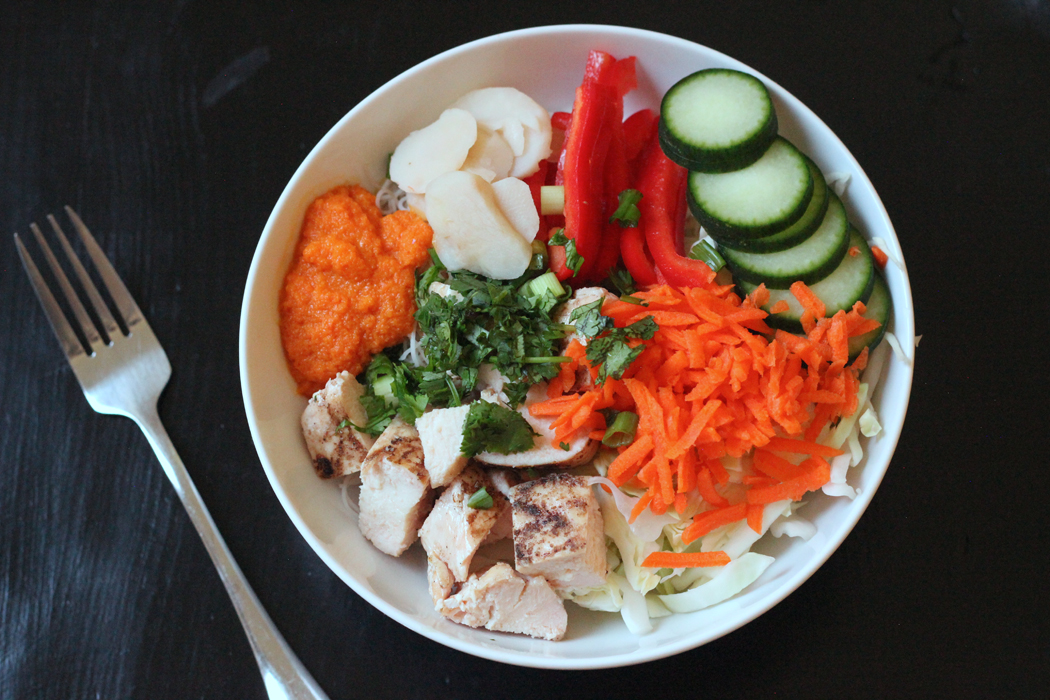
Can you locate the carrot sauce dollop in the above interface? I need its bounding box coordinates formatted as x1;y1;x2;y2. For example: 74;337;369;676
279;184;432;396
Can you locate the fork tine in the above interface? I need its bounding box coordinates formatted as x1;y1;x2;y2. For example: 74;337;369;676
29;222;104;349
63;206;145;329
47;213;122;339
14;233;88;359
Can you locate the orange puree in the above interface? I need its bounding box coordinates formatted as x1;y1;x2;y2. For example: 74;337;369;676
279;184;432;396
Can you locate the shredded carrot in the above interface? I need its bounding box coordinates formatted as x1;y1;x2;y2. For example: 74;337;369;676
534;282;866;525
769;300;790;314
871;246;889;269
790;281;826;320
848;245;860;257
641;551;731;568
746;503;765;533
682;503;748;543
764;436;844;458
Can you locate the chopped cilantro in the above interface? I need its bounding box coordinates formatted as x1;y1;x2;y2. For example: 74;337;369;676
608;267;636;296
559;442;571;451
461;401;538;457
569;298;613;338
548;228;584;277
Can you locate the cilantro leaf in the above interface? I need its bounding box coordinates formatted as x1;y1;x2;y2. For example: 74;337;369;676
569;298;613;339
608;267;636;296
461;401;538;457
548;228;584;277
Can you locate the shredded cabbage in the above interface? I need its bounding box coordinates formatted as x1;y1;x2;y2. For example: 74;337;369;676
594;486;662;596
657;552;775;613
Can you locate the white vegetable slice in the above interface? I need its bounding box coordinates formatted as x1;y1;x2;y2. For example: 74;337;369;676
657;552;774;613
425;170;532;280
460;125;514;182
451;87;552;177
388;108;477;194
490;177;540;242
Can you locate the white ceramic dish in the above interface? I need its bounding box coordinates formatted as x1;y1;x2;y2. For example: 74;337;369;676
239;24;915;669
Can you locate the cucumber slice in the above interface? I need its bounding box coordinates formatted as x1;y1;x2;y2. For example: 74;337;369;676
712;155;829;253
687;137;813;240
848;273;891;358
659;69;778;173
721;192;849;288
738;226;875;332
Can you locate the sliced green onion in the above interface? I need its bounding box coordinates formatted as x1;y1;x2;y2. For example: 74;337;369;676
372;375;395;403
428;247;446;270
559;442;571;451
521;355;572;364
609;189;643;227
688;239;725;272
540;185;565;215
520;271;566;300
528;238;549;271
466;486;493;510
602;411;639;447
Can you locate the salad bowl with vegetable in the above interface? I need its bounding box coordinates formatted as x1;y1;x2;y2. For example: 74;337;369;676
240;24;914;668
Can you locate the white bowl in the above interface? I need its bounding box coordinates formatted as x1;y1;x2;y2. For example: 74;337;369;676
239;24;915;669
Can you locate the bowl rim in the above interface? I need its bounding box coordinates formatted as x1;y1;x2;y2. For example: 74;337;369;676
239;23;915;669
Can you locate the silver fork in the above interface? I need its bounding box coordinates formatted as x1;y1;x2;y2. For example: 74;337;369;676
14;207;329;700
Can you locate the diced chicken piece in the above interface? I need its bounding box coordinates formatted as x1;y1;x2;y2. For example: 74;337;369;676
484;469;522;544
554;286;618;348
427;281;463;302
510;474;607;590
437;562;567;641
427;553;455;603
415;403;471;487
475;385;597;469
358;417;434;557
419;465;509;581
300;371;375;479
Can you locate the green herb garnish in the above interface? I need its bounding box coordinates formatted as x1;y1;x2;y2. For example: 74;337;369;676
466;486;494;510
461;401;538;457
548;228;584;277
688;239;726;272
602;411;639;447
609;189;643;227
608;267;636;296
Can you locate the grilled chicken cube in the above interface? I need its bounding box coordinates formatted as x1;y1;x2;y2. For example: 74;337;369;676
358;416;433;557
484;469;522;544
510;474;607;590
437;562;567;641
300;371;375;478
419;465;510;581
415;404;471;487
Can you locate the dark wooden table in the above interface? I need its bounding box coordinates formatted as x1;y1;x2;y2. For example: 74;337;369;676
2;2;1047;698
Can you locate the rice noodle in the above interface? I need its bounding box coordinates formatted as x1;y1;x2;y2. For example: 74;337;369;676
375;178;410;215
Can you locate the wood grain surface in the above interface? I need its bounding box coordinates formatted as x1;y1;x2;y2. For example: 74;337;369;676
2;1;1048;698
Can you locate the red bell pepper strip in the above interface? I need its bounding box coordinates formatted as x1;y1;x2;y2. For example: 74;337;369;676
551;111;572;131
637;138;715;287
623;108;658;162
522;160;549;242
620;227;658;285
551;81;616;280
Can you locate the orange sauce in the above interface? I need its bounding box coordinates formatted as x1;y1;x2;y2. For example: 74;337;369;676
279;184;432;396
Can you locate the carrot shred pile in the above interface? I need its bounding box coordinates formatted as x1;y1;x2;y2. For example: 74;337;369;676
531;282;876;544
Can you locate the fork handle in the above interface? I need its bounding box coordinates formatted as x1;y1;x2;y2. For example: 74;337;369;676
135;406;329;700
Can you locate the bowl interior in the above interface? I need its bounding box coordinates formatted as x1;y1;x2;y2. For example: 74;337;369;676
239;24;915;669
